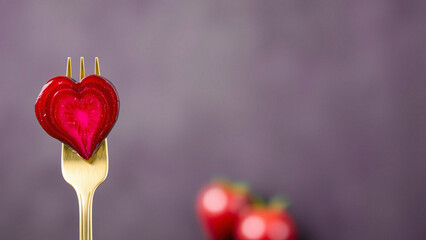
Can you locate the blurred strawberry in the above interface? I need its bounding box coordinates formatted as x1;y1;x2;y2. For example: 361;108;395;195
235;197;297;240
196;179;251;240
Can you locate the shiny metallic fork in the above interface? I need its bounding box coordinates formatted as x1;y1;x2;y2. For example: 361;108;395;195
62;57;109;240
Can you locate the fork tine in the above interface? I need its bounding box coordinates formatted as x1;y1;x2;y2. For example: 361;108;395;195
66;57;72;78
62;57;109;240
80;57;85;80
94;57;100;75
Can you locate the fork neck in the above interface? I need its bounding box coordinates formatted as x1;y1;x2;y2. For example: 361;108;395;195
77;190;94;240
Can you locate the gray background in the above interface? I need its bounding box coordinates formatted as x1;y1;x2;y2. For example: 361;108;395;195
0;0;425;239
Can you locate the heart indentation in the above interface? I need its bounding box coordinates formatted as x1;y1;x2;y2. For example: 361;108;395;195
35;75;119;160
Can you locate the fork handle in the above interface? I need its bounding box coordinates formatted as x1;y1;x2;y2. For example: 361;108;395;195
77;190;95;240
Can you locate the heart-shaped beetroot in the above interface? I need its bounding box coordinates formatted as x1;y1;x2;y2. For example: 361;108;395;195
35;75;119;160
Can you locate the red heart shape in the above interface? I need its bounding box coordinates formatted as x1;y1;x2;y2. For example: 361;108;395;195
35;75;119;160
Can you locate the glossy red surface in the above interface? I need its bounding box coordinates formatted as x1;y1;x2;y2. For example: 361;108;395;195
235;207;297;240
196;181;250;240
35;75;119;160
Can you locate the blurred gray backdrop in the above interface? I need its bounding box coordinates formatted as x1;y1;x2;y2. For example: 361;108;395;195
0;0;425;239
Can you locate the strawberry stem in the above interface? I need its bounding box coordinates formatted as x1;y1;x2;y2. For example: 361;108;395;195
232;181;250;194
251;193;265;208
269;195;290;210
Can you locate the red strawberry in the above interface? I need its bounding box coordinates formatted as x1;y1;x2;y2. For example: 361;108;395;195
196;180;251;240
235;198;297;240
35;75;119;160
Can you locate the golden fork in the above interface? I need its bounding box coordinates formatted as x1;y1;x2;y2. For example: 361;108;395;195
62;57;109;240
